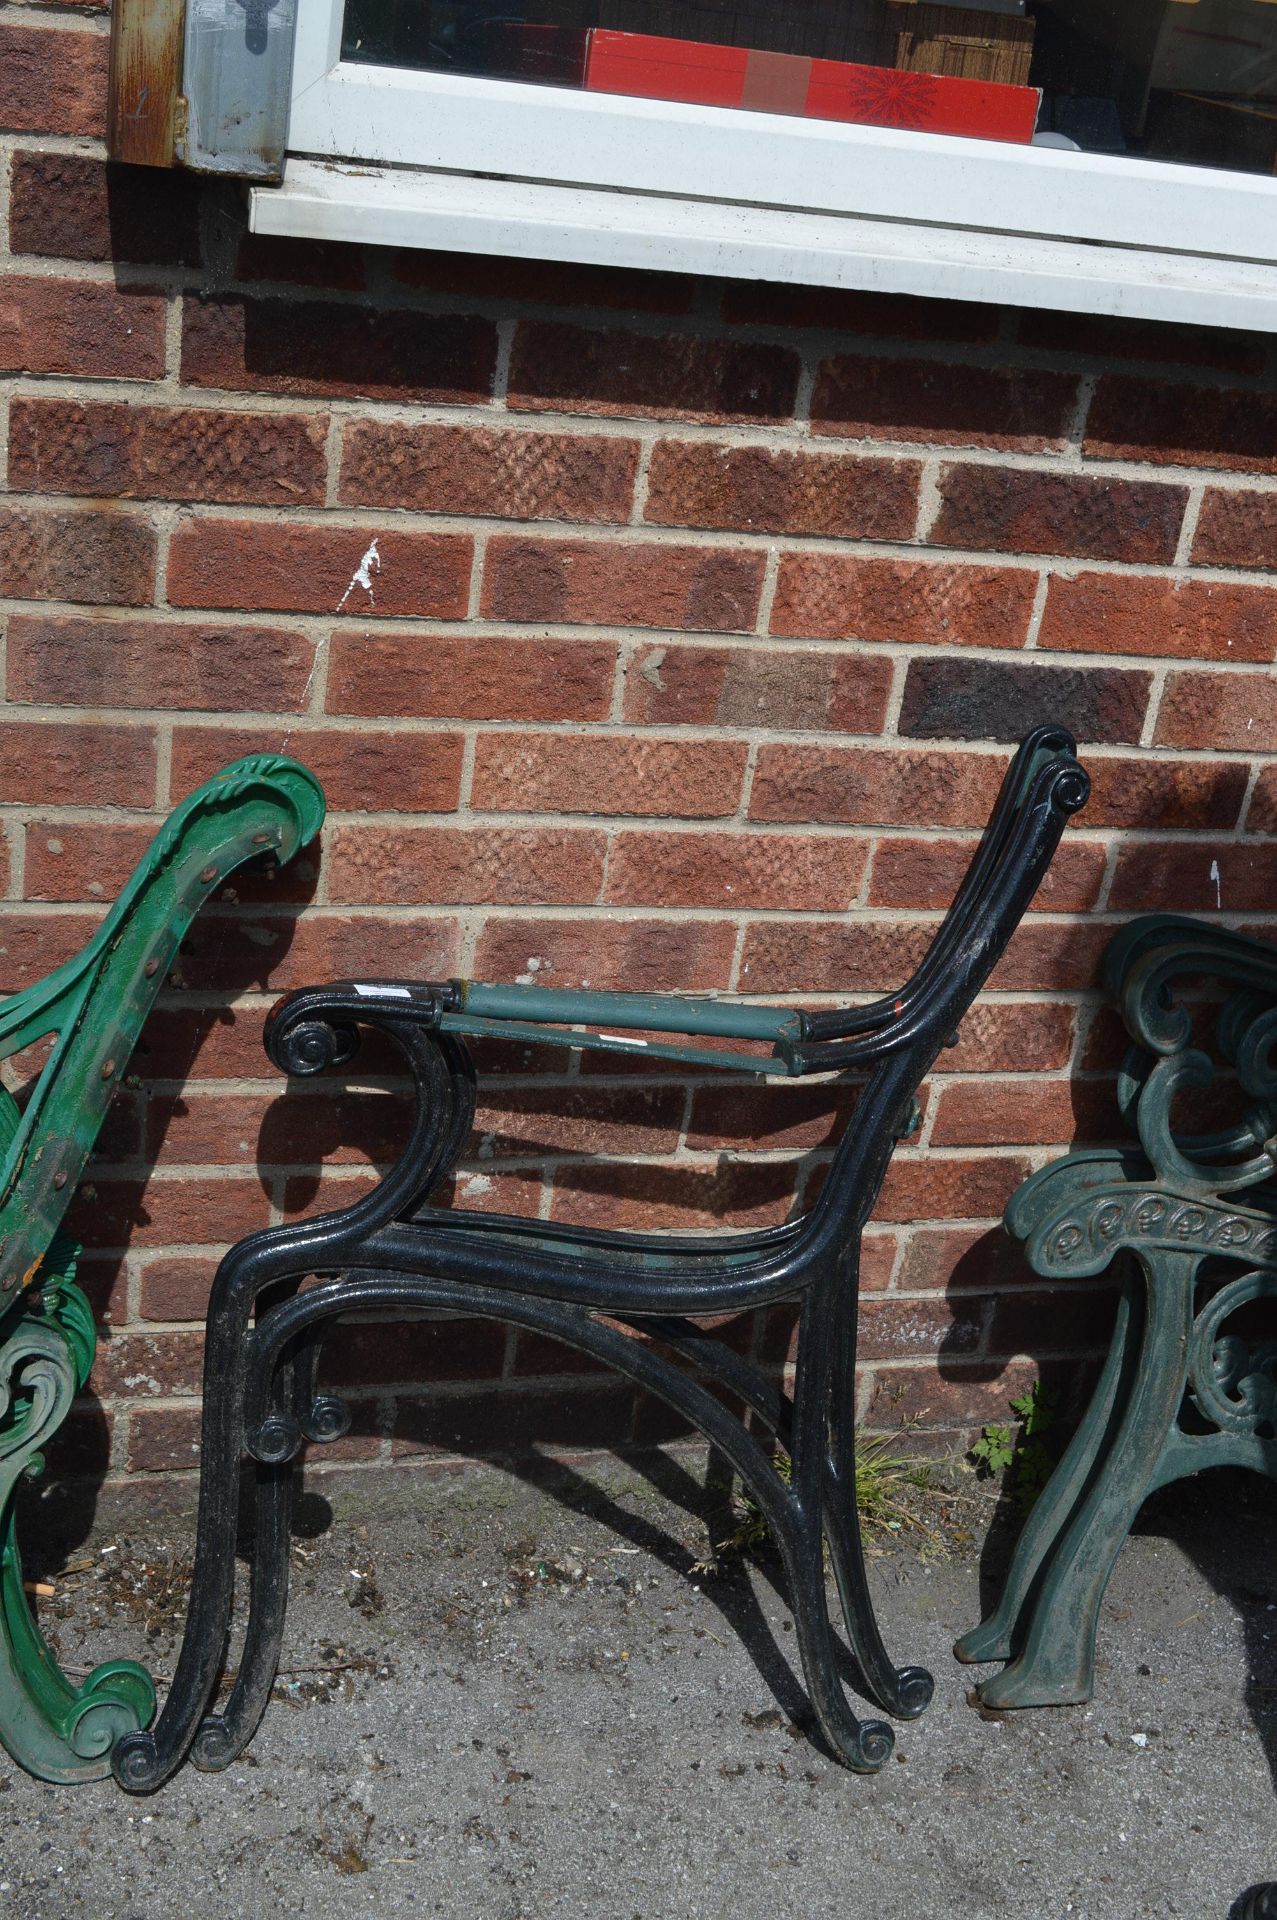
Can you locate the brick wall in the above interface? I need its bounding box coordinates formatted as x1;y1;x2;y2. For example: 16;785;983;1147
5;8;1277;1492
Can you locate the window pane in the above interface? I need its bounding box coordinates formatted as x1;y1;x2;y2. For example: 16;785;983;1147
340;0;1277;175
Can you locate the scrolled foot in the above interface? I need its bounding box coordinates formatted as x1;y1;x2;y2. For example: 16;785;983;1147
889;1664;934;1721
110;1730;166;1794
302;1395;351;1445
65;1662;155;1762
250;1413;302;1464
190;1716;238;1773
845;1717;895;1772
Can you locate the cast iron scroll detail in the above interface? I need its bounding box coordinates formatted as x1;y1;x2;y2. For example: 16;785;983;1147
106;727;1089;1791
957;914;1277;1709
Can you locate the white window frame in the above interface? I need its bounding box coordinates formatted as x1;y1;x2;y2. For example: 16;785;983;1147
249;0;1277;330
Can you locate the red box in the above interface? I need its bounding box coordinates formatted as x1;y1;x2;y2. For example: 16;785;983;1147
584;28;1040;143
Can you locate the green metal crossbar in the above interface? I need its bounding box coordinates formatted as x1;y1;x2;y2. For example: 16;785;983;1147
439;982;807;1076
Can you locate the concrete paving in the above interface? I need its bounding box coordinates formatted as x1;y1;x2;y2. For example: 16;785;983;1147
2;1455;1275;1920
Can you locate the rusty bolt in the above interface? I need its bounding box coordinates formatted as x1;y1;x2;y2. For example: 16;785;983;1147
144;958;160;978
199;865;218;884
252;832;271;845
53;1172;67;1190
101;1059;116;1080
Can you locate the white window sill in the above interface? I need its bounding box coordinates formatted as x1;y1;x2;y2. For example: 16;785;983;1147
252;158;1277;332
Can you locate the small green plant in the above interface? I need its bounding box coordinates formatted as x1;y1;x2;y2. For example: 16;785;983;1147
971;1380;1059;1514
694;1435;931;1575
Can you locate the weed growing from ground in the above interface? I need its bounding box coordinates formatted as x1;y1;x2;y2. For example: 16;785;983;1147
970;1380;1059;1514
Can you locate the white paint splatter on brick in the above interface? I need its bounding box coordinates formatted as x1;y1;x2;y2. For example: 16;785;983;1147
337;536;382;611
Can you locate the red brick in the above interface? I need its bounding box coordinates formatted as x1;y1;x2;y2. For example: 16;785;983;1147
643;441;919;539
8;151;203;266
508;321;799;424
433;1167;544;1217
138;1257;220;1322
1085;754;1247;829
473;916;737;992
1108;840;1277;914
10;398;329;507
621;643;893;734
687;1083;861;1151
167;520;470;618
0;913;102;994
339;421;638;523
95;1330;203;1399
811;355;1078;451
990;920;1111;993
0;504;156;606
390;1381;636;1457
127;1408;201;1475
472;1084;684;1158
771;555;1035;647
739;916;1109;997
169;723;464;812
326;632;616;722
1085;375;1277;473
68;1173;271;1251
322;1318;506;1389
482;537;764;632
605;830;867;912
0;276;164;379
26;820;185;902
1194;489;1277;571
897;1224;1035;1293
0;721;154;807
281;1169;379;1223
234;232;367;291
27;815;317;908
328;825;606;905
1246;769;1277;834
471;733;747;819
985;1286;1117;1357
508;1328;612;1377
1039;573;1277;663
864;1360;1039;1429
929;1077;1121;1148
750;744;1004;827
77;1254;129;1326
942;1003;1076;1075
1016;310;1268;377
151;1088;410;1169
8;614;315;713
550;1159;798;1231
858;1296;985;1363
1155;671;1277;751
393;250;693;313
873;1154;1033;1224
869;837;1105;913
164;911;463;994
722;283;998;342
1080;1005;1137;1074
181;294;497;403
740;919;932;996
38;1407;113;1479
932;466;1185;564
133;1004;320;1083
900;658;1150;746
0;26;107;136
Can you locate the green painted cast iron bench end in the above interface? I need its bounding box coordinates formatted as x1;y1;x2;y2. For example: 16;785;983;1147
0;753;324;1781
